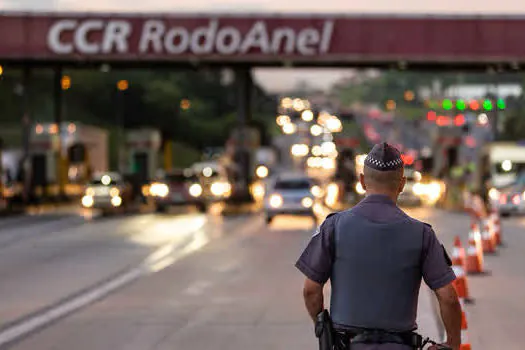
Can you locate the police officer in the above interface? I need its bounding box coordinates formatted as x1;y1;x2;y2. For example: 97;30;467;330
296;143;462;350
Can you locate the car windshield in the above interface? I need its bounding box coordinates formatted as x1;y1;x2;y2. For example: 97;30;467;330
274;179;311;190
165;174;197;182
90;179;121;186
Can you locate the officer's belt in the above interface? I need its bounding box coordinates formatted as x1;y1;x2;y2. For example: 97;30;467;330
335;328;423;347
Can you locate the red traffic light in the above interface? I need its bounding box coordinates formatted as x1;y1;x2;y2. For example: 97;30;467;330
436;116;450;126
454;114;465;126
427;111;437;121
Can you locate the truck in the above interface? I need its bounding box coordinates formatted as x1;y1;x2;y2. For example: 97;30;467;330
475;142;525;202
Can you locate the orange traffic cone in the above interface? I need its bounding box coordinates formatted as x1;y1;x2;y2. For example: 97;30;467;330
451;237;473;303
481;220;496;254
451;236;465;266
490;209;502;246
466;229;483;274
458;298;472;350
441;298;472;349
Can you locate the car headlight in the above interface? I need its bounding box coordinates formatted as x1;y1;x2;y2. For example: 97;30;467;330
189;183;203;197
355;182;366;195
109;187;120;197
302;197;313;208
269;194;283;208
311;185;323;198
111;196;122;207
251;182;265;200
211;182;230;196
489;188;500;201
412;183;425;196
85;188;95;196
256;165;269;179
81;195;93;208
150;183;169;197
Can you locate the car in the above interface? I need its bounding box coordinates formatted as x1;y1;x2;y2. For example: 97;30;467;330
398;168;423;206
264;174;319;224
491;171;525;217
193;164;232;202
81;172;133;214
149;169;207;213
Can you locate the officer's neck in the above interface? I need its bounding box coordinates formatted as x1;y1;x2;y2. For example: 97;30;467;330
365;190;398;204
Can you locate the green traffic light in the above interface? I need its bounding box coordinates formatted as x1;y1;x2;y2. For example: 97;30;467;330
442;99;453;110
483;99;493;111
456;100;466;110
497;99;506;110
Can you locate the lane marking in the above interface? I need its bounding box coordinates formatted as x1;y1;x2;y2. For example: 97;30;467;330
0;213;258;347
0;218;208;347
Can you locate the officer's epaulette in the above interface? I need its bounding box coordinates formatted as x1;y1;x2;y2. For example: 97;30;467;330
422;222;432;228
325;212;342;221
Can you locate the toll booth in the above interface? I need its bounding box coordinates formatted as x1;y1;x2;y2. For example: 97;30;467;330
29;123;60;198
29;122;109;198
125;128;161;185
430;127;463;179
63;123;108;196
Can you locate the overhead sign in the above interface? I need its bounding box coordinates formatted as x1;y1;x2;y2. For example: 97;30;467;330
2;13;525;66
47;19;334;56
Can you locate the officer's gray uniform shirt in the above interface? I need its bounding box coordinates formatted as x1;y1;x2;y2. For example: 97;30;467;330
295;194;456;350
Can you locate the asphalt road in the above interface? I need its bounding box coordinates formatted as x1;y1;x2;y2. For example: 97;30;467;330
0;204;521;349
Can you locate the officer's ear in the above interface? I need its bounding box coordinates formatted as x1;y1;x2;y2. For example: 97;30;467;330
359;173;366;190
398;176;406;194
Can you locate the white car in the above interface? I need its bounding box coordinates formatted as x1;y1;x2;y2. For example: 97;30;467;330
81;172;133;214
264;174;319;224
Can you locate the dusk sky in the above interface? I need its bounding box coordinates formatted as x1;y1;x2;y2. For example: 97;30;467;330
1;0;522;92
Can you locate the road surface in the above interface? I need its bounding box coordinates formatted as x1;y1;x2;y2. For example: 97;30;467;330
0;205;521;349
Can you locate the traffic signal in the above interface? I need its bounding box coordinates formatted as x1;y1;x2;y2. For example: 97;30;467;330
456;100;466;111
483;99;493;111
497;99;506;110
442;99;453;110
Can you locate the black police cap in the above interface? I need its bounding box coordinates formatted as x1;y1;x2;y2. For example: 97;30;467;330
364;142;404;171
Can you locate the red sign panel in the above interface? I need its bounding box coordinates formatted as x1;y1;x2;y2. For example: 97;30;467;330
1;13;525;65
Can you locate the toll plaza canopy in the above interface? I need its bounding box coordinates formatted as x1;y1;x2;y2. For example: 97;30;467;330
2;12;525;69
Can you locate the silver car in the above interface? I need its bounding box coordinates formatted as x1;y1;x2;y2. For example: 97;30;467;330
264;174;318;224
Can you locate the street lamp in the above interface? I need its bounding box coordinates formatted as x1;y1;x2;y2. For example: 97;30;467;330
404;90;415;101
310;124;323;136
301;110;314;122
117;80;128;91
61;75;71;90
282;123;297;134
116;80;128;172
180;99;191;110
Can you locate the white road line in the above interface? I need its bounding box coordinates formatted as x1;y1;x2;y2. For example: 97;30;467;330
0;268;141;346
0;213;259;346
0;219;208;346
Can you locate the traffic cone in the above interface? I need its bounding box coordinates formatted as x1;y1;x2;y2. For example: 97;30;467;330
458;298;472;350
441;298;472;350
451;236;466;267
490;209;502;246
451;237;473;303
481;220;496;254
466;228;483;274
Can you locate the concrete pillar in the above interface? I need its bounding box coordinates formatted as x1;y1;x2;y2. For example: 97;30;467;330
21;67;32;203
234;67;254;201
54;67;66;199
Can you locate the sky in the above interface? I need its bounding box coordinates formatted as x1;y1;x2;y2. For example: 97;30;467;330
2;0;524;92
